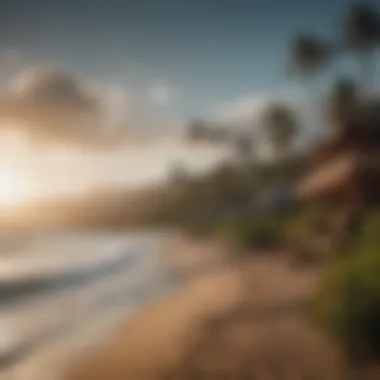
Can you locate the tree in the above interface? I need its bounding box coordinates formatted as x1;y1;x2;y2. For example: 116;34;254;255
187;120;209;142
327;77;359;130
287;3;380;136
207;125;230;144
289;34;334;78
261;103;298;157
168;162;189;185
234;134;254;162
344;1;380;88
289;2;380;89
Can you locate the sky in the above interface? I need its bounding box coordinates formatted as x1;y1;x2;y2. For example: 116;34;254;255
0;0;358;120
0;0;375;200
0;129;230;202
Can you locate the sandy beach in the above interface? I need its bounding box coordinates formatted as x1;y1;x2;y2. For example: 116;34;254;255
63;234;362;380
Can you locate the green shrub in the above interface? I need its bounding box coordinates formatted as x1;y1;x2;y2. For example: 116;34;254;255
356;210;380;251
284;203;330;240
312;251;380;361
236;220;280;249
312;211;380;362
211;213;289;250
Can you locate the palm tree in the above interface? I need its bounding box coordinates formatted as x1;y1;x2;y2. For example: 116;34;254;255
233;134;254;163
289;34;335;78
168;162;189;185
187;120;209;142
261;103;298;158
344;1;380;88
327;77;359;132
208;125;231;144
289;2;380;88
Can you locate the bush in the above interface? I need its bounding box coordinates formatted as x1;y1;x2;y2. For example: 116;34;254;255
236;220;279;249
312;211;380;362
284;203;330;240
356;210;380;251
211;213;289;250
312;252;380;362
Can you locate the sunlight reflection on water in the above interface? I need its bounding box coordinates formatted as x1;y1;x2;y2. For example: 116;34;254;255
0;230;175;380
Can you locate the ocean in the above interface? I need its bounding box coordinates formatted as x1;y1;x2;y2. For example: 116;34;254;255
0;230;175;380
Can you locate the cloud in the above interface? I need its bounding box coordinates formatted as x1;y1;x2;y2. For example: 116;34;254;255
0;66;135;145
10;67;98;111
148;84;172;105
214;91;327;157
216;94;267;125
217;91;325;132
0;129;229;201
101;84;132;131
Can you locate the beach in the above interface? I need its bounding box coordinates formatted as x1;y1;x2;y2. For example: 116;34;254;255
64;234;351;380
0;231;176;380
4;232;380;380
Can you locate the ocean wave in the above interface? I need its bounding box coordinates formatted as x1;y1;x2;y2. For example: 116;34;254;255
0;231;173;377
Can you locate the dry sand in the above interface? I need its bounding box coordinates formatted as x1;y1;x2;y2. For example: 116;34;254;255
64;236;379;380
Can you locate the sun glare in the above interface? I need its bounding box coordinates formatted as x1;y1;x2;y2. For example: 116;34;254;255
0;170;25;205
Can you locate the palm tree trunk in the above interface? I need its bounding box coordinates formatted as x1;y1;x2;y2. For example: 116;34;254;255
360;49;376;95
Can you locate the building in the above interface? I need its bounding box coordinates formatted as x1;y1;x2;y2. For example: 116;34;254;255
295;100;380;208
294;100;380;244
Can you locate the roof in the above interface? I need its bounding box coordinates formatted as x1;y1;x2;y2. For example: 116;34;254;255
295;153;356;201
295;151;380;201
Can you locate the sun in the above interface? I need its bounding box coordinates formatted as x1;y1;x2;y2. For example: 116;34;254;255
0;170;25;205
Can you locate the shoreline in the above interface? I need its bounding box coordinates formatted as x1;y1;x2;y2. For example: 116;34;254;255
64;234;330;380
3;231;355;380
0;231;180;380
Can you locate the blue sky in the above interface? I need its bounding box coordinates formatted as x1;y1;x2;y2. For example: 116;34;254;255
0;0;379;199
0;0;356;122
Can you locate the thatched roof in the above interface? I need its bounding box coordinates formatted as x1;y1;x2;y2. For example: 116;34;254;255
295;98;380;201
295;153;356;200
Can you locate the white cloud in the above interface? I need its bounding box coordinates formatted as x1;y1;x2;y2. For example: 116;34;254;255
0;130;229;201
101;84;133;135
214;90;328;158
148;84;172;105
216;91;324;133
10;67;97;109
2;65;185;144
0;67;139;144
216;94;267;125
